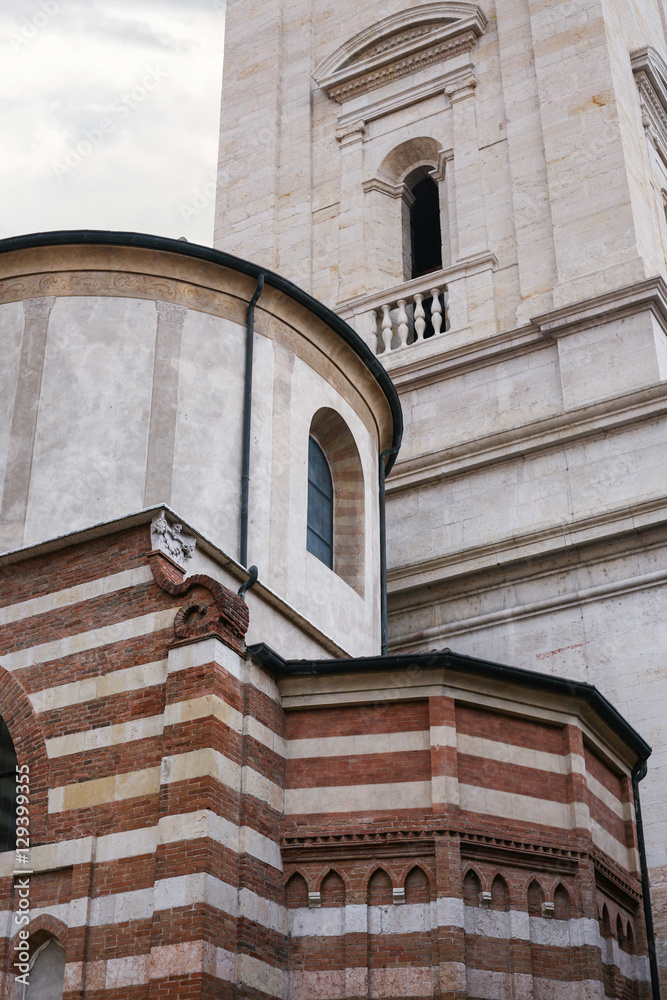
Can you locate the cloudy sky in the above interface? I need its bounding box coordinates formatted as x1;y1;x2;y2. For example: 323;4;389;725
0;0;226;246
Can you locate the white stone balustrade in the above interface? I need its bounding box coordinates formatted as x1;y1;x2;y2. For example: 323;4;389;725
373;283;448;354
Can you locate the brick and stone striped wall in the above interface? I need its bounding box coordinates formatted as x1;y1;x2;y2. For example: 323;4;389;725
0;517;652;999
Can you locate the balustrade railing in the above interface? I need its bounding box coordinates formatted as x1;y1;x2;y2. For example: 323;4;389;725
372;283;448;355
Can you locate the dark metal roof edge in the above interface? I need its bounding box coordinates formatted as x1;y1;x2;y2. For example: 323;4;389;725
0;229;402;472
247;644;651;761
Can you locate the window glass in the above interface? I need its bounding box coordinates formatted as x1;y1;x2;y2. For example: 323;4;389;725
0;717;17;853
307;437;334;568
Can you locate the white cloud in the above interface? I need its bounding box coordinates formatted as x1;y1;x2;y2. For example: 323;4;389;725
0;0;225;244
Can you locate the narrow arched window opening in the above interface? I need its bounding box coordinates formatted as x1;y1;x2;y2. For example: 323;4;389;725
0;716;17;853
409;172;442;279
307;436;334;569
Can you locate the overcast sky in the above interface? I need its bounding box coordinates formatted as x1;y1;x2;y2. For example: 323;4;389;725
0;0;226;246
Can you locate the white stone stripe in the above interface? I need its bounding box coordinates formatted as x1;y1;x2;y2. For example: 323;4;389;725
289;899;466;938
160;749;284;812
587;773;629;821
285;730;429;759
0;810;282;878
157;809;282;871
149;941;236;983
457;732;567;774
0;878;285;937
48;766;161;812
237;953;283;997
1;609;175;672
43;693;284;761
46;714;165;758
458;736;628;821
285;780;431;814
459;782;571;830
0;565;154;626
58;946;237;989
164;694;243;733
29;658;168;713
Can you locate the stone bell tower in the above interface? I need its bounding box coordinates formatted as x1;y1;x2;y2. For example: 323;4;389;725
216;0;667;990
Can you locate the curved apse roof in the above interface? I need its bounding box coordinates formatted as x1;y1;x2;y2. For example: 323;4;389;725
0;229;403;472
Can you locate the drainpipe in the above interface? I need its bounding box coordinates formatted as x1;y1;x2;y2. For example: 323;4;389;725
379;446;399;656
240;273;265;569
632;760;661;1000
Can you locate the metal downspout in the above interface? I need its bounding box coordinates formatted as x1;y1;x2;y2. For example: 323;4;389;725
379;446;399;656
240;273;265;569
632;760;661;999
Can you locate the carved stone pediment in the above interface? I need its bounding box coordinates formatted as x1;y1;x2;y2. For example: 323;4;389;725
631;46;667;165
314;2;487;104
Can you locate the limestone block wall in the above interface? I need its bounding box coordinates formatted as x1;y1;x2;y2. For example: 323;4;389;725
216;0;667;331
0;236;398;657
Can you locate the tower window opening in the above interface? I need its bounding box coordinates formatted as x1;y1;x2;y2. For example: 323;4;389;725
409;174;442;279
307;436;334;569
0;716;17;853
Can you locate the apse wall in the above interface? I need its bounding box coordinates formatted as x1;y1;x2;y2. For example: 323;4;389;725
0;234;399;656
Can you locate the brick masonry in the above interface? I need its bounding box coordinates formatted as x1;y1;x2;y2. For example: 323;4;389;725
0;521;653;998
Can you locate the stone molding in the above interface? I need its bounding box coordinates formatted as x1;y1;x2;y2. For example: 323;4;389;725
149;550;249;655
23;296;55;318
631;45;667;164
150;510;196;567
387;493;667;591
386;381;667;493
314;2;486;104
334;119;366;146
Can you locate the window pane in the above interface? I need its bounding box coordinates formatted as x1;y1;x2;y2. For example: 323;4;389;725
307;437;333;569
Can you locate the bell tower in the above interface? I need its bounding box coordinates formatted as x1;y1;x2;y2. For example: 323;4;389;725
216;3;667;991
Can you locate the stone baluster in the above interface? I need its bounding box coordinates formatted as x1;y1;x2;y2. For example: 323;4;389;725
381;303;393;353
413;293;426;341
430;289;443;335
371;310;381;355
397;299;409;347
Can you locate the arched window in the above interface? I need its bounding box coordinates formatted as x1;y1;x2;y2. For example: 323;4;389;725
0;716;17;853
407;169;442;279
307;436;334;569
306;409;365;595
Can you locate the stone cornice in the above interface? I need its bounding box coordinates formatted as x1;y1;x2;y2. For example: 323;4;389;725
387;496;667;608
631;45;667;164
386;381;667;493
314;2;486;104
